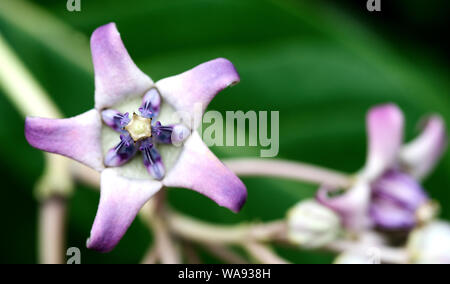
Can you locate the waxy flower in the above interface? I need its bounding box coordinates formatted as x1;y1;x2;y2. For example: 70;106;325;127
408;221;450;264
25;23;247;252
317;104;447;232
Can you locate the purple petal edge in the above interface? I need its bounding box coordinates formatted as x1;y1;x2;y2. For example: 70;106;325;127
156;58;240;128
91;23;153;110
87;169;162;252
163;132;247;213
401;115;447;180
25;109;104;171
316;182;371;231
363;104;404;181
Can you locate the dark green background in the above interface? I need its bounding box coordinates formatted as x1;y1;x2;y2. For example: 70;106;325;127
0;0;448;263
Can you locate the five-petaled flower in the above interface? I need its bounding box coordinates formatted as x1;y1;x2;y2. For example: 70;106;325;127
25;23;247;252
317;104;447;232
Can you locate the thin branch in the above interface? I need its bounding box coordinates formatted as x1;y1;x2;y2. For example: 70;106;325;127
182;241;202;264
0;33;74;264
72;158;352;192
0;33;61;118
166;210;286;244
141;245;159;264
202;243;249;264
71;162;100;189
224;158;352;188
150;216;181;264
243;242;290;264
141;192;182;264
38;196;67;264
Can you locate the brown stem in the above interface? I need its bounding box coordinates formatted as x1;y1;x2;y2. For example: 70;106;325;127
166;210;287;244
141;245;159;264
202;243;249;264
38;196;67;264
141;191;182;264
224;158;352;187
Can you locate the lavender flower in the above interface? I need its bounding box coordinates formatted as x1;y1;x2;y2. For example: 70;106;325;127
317;104;447;232
25;23;247;252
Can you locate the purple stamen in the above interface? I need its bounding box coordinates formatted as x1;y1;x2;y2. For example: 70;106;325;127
101;109;130;132
140;138;165;180
118;112;130;127
139;89;161;118
104;134;137;167
152;121;174;144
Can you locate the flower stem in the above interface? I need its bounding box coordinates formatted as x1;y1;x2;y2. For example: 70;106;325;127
224;158;352;188
243;242;290;264
0;33;61;118
0;33;74;198
141;245;159;264
201;243;249;264
166;210;286;244
38;196;67;264
0;33;73;263
164;210;289;263
141;192;182;264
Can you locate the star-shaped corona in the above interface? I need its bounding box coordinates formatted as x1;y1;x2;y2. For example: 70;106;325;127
125;113;152;142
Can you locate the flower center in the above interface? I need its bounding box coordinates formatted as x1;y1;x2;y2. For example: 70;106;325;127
124;113;152;142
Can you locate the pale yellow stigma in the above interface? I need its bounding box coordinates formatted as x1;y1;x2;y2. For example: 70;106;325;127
125;113;152;142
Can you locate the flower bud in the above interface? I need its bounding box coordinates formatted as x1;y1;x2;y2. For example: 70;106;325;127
408;221;450;264
287;199;342;248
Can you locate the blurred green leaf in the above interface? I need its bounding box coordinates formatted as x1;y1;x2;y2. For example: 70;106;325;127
0;0;448;263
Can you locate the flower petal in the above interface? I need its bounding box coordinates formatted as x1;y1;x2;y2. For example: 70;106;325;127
362;104;404;181
91;23;153;110
370;199;417;230
155;58;240;128
163;132;247;213
400;115;447;180
87;168;162;252
316;181;371;231
25;109;104;171
372;170;428;211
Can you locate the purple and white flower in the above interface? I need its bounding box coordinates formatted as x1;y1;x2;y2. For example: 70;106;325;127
25;23;247;252
317;104;447;232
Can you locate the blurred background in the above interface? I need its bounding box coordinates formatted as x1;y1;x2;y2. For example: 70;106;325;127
0;0;448;263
